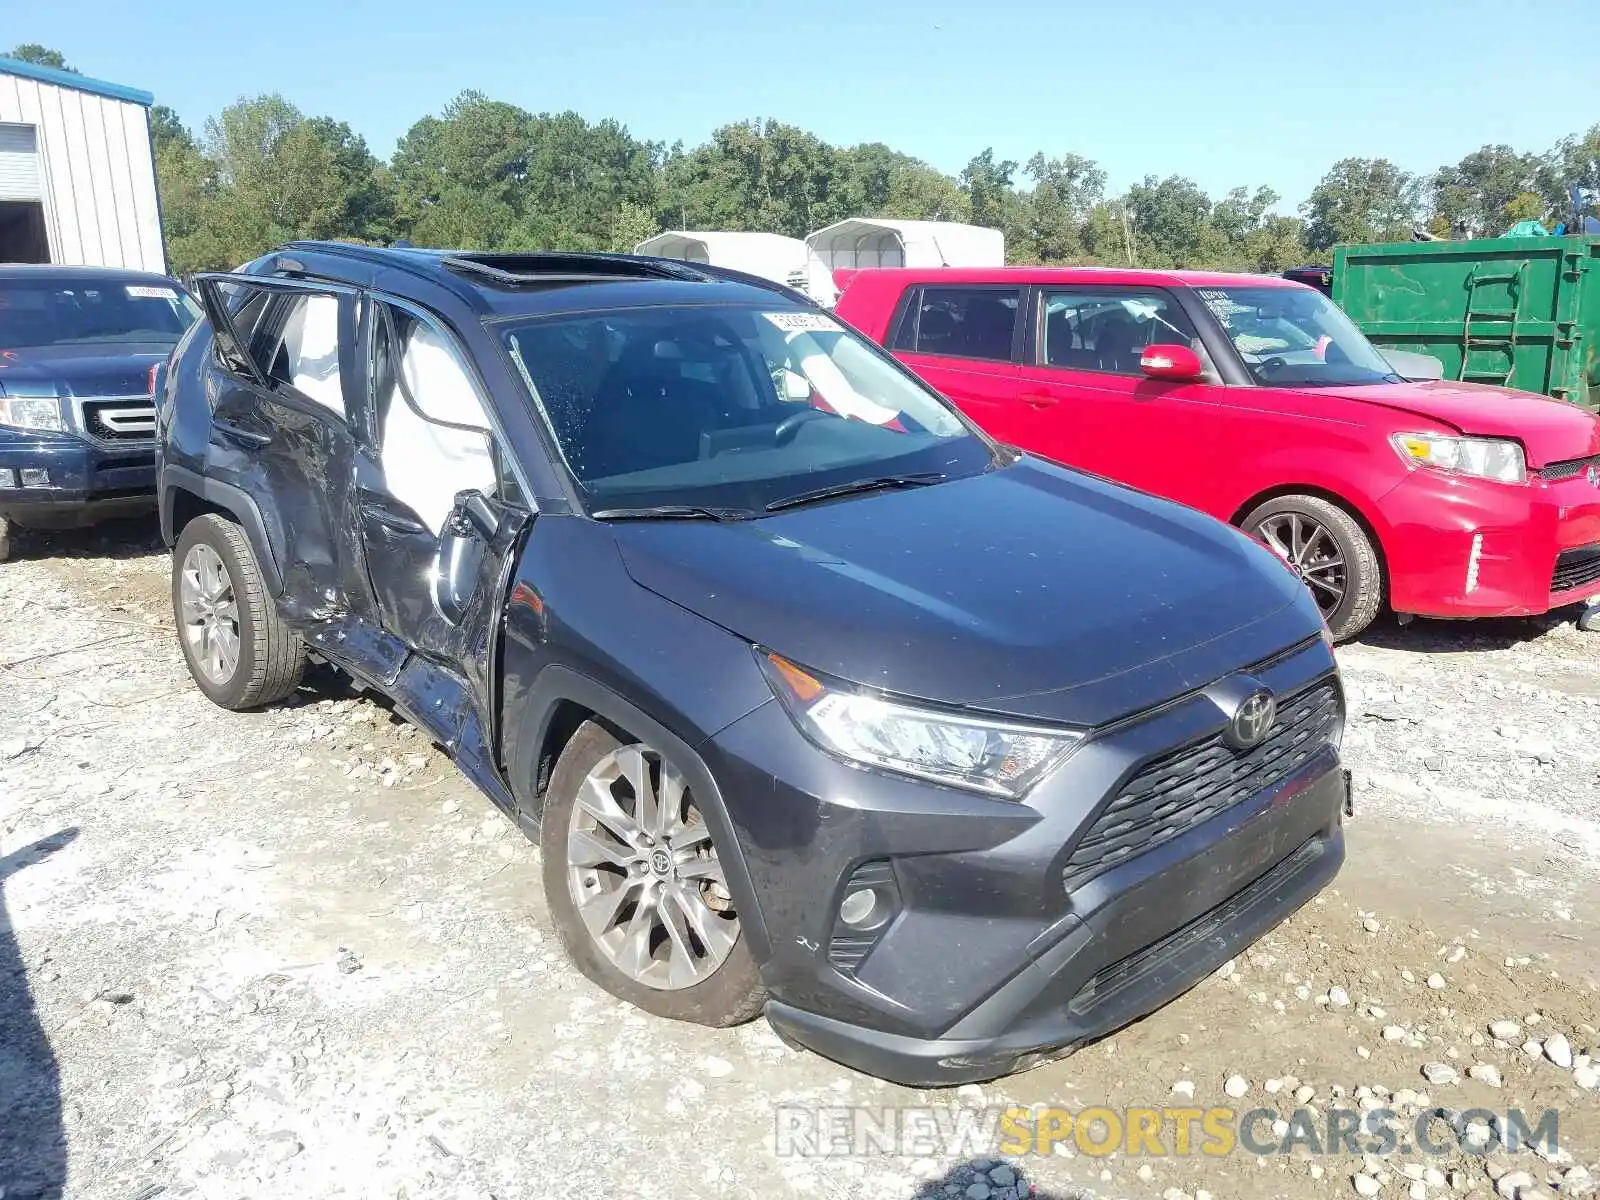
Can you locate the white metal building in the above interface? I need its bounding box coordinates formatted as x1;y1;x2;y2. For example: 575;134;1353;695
0;56;165;272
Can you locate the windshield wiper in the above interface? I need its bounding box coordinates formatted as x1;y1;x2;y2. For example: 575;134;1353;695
590;504;758;522
764;472;948;513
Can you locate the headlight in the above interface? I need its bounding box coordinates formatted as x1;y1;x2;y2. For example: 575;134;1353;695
1390;432;1525;483
0;397;66;433
758;651;1081;798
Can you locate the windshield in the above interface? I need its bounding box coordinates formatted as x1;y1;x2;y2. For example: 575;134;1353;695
0;278;201;351
1194;285;1399;388
499;304;994;512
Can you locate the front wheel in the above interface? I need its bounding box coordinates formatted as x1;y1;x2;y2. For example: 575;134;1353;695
172;514;305;709
539;720;766;1026
1242;494;1383;642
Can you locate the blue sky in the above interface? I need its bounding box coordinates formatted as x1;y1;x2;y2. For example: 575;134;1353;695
8;0;1594;211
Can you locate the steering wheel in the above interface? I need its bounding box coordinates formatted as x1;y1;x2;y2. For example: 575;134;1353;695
774;407;829;445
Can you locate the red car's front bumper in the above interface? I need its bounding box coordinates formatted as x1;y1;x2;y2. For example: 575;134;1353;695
1380;468;1600;618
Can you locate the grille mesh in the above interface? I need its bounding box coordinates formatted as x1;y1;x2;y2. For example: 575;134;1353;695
1538;454;1599;482
1552;544;1600;595
1060;682;1340;894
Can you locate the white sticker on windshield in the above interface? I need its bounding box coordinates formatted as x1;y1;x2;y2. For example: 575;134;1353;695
763;311;840;333
126;285;178;300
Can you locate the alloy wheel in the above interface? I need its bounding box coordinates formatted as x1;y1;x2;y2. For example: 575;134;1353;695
1256;511;1347;617
565;744;738;990
178;543;241;685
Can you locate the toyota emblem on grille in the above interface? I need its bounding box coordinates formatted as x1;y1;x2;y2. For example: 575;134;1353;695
1225;688;1277;750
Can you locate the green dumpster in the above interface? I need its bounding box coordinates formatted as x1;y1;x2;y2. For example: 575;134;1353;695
1331;235;1600;408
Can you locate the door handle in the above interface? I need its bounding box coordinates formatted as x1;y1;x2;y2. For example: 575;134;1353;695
358;493;429;536
211;420;273;450
1022;392;1059;409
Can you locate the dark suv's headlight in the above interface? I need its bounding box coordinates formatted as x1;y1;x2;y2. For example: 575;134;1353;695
757;650;1081;799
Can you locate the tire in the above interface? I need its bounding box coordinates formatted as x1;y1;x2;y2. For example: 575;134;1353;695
1242;494;1383;642
171;513;305;709
540;720;766;1027
0;516;10;563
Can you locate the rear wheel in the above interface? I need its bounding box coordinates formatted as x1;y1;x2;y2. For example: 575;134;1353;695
539;720;765;1026
172;514;305;709
1242;494;1382;642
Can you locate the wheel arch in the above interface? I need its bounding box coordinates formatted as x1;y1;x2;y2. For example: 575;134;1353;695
161;467;283;596
506;665;772;963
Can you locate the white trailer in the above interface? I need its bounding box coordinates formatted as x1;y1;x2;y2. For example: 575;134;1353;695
803;218;1005;304
633;231;824;290
0;56;165;272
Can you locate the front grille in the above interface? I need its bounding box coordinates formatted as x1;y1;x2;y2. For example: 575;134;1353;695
1538;454;1599;482
82;398;156;442
1059;682;1340;894
1552;544;1600;595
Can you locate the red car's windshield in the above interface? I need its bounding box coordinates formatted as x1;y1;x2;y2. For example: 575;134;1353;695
1194;285;1400;388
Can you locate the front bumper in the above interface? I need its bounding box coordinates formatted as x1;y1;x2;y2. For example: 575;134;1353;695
0;428;155;525
704;636;1345;1086
1381;467;1600;617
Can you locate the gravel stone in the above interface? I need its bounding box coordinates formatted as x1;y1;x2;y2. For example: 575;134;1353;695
1422;1062;1459;1085
1354;1173;1382;1196
1489;1019;1522;1040
1427;973;1447;990
1543;1033;1574;1069
1469;1062;1503;1087
1223;1074;1249;1098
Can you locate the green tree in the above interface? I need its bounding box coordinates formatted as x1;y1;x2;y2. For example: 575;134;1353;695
1124;175;1220;267
391;92;533;249
1429;145;1542;237
7;44;76;72
1303;158;1421;250
197;95;391;263
1211;186;1308;272
1540;124;1600;224
1019;153;1105;263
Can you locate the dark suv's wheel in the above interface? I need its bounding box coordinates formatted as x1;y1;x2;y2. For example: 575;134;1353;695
1242;494;1383;642
540;720;765;1026
172;514;305;709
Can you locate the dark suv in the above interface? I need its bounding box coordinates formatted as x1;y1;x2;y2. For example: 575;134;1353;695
0;265;201;559
158;242;1348;1085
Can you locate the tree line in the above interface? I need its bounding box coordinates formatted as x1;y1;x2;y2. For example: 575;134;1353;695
11;44;1600;278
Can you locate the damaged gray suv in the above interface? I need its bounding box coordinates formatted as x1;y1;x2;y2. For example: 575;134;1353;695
157;242;1347;1084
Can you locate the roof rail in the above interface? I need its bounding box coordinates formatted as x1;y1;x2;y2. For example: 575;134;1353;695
441;252;707;286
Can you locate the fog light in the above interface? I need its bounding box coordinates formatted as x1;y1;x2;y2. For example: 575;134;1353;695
1465;532;1484;594
828;860;901;974
0;469;15;488
839;888;882;928
19;468;48;486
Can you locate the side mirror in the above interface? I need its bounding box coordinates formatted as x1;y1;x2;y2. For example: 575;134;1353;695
448;489;502;544
1140;343;1204;382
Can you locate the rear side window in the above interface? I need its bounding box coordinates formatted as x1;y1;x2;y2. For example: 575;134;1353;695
904;287;1020;363
1040;289;1197;376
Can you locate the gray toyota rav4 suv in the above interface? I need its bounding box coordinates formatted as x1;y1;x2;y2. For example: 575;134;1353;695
158;242;1348;1084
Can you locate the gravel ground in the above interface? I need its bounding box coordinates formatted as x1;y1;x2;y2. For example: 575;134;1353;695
1;519;1597;1200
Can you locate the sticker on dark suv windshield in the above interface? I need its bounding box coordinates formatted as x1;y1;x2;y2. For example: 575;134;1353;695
126;285;179;300
763;311;840;333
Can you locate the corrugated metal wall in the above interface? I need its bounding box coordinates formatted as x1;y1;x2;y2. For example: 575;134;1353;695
0;72;164;272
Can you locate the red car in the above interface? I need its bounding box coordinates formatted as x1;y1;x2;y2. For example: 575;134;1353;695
836;267;1600;639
